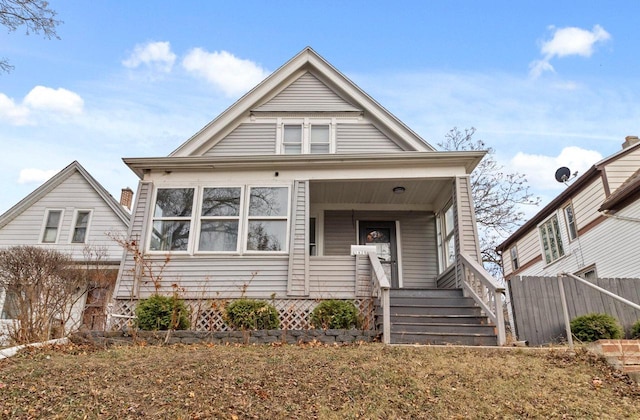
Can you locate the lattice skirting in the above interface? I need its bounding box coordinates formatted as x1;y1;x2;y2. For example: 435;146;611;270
108;298;376;332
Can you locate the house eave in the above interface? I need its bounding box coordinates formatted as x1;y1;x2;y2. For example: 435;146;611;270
123;151;486;179
496;165;600;252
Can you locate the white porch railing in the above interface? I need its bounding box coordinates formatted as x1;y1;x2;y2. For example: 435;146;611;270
459;252;506;346
351;245;391;344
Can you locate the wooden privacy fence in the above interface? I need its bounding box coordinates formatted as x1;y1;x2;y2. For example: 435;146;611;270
508;276;640;346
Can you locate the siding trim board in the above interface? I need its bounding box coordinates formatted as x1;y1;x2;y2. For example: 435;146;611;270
506;254;543;278
576;215;607;237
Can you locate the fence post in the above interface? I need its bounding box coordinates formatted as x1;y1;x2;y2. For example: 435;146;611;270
557;274;574;351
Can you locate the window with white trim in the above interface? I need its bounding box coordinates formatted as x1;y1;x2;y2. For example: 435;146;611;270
563;203;578;241
41;210;63;243
437;204;455;273
198;187;241;252
278;119;333;154
510;246;519;271
246;187;289;251
0;288;18;319
71;210;91;243
150;188;194;251
576;265;597;281
539;214;564;264
149;186;290;254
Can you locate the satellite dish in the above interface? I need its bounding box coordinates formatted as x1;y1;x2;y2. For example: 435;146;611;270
555;167;571;183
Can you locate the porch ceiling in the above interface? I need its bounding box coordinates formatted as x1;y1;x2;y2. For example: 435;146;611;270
310;179;452;205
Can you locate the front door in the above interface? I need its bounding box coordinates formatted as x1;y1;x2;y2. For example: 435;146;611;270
359;221;399;288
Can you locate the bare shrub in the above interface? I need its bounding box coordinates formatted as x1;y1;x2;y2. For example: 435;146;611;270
0;246;88;344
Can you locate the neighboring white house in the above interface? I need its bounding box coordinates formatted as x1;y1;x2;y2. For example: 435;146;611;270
497;136;640;279
0;161;131;343
111;47;506;345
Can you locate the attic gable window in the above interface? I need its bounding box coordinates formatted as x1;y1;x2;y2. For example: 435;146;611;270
277;119;334;154
41;210;63;243
71;210;91;243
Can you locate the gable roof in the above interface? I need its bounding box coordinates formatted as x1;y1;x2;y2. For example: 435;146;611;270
496;140;640;252
0;161;131;230
170;47;436;157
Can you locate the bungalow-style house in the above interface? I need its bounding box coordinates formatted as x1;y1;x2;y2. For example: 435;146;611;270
111;47;505;345
497;136;640;280
0;161;131;343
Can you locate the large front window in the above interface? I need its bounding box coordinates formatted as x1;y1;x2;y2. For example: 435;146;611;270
539;215;564;264
149;186;289;253
150;188;194;251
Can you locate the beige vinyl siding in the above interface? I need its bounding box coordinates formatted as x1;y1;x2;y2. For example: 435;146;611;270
515;230;541;269
254;72;360;112
203;123;276;156
437;267;457;289
309;256;356;298
287;181;308;296
336;124;405;153
603;148;640;192
0;171;127;261
572;177;606;230
323;210;438;288
455;177;480;260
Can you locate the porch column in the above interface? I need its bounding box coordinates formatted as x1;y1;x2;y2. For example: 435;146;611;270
287;180;310;296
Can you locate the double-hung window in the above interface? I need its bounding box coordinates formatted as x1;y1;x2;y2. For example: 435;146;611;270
539;215;564;264
71;210;91;243
198;187;241;252
42;210;63;243
279;119;333;154
563;203;578;241
150;188;194;251
436;204;455;272
246;187;289;251
510;246;519;271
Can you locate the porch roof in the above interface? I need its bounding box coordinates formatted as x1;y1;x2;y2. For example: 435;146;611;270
123;151;485;179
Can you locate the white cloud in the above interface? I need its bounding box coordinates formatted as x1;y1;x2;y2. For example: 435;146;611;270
510;147;603;192
123;41;177;73
530;25;611;78
17;168;58;184
23;86;84;115
182;49;269;97
0;93;30;125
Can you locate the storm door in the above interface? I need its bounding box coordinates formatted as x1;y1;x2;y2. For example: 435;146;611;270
359;221;399;288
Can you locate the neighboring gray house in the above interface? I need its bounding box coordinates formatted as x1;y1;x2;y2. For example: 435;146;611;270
112;47;506;345
0;161;131;342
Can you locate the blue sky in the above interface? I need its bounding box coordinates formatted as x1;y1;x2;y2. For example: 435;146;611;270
1;1;639;215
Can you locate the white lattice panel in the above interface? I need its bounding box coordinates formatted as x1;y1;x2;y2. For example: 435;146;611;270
110;298;375;332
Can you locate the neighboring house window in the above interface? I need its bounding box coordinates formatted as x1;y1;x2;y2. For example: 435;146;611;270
150;188;194;251
437;204;455;272
539;215;564;264
41;210;63;243
510;246;519;271
576;265;597;281
246;187;289;252
198;187;241;252
278;119;334;154
71;210;91;243
309;217;317;256
1;289;18;319
563;204;578;241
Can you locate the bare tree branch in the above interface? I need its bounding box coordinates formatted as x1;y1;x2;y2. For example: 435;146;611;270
439;127;541;276
0;0;61;73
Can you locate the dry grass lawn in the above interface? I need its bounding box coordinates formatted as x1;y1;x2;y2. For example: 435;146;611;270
1;342;639;419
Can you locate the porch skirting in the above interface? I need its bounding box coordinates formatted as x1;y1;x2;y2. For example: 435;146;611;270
109;298;376;332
